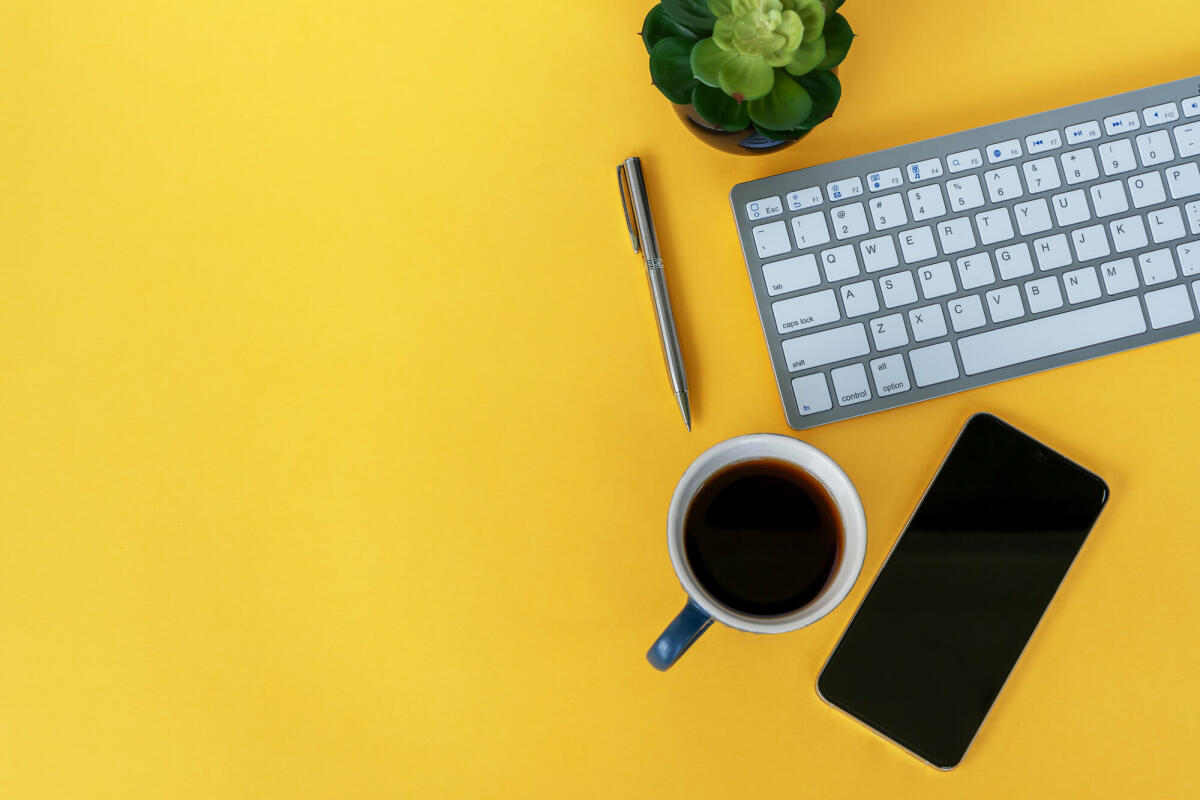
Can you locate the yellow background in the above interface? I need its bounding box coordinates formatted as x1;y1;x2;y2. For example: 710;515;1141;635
2;0;1198;796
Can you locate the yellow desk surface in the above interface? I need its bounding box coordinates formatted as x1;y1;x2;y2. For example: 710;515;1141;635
2;1;1198;797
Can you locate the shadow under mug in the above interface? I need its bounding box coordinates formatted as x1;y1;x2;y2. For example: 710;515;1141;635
648;434;868;670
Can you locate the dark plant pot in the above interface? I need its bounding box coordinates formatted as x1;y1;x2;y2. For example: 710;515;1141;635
671;103;805;155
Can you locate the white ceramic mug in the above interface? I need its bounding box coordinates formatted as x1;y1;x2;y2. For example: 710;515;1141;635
648;434;867;670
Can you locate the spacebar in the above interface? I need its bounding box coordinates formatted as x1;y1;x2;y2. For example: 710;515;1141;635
958;297;1147;376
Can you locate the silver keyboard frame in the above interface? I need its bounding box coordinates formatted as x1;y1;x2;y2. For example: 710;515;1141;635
730;75;1200;430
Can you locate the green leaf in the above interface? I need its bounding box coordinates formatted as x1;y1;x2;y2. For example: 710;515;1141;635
717;53;775;101
747;71;812;130
649;37;698;104
662;0;717;33
642;4;699;54
819;12;854;68
708;0;733;14
691;38;737;87
795;68;841;127
784;36;825;76
691;83;751;130
786;0;826;43
824;0;846;13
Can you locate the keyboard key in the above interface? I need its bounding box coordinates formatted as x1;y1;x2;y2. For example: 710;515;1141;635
1061;148;1099;185
958;297;1147;375
948;294;987;332
840;279;880;317
1034;233;1072;270
1065;121;1102;142
772;289;841;333
1184;96;1200;118
1051;189;1090;226
869;354;911;396
826;177;864;201
898;226;938;263
821;244;861;282
1089;180;1129;217
831;363;872;406
937;217;976;254
869;193;908;231
1142;102;1179;126
1025;276;1064;313
791;212;831;249
1104;111;1140;135
1179;242;1200;276
946;175;985;211
879;271;919;308
985;166;1023;202
1022;157;1062;194
1144;285;1194;328
1173;123;1200;158
746;196;783;220
1128;172;1166;208
1149;207;1186;243
1063;266;1102;304
867;168;904;193
1025;130;1062;153
1138;248;1176;285
832;203;870;240
1166;162;1200;201
956;252;996;290
1188;201;1200;234
918;261;957;299
792;373;833;415
786;187;823;211
782;323;870;372
1070;224;1111;262
1110;215;1148;252
762;254;820;296
946;148;984;173
907;185;947;222
753;221;791;258
907;158;944;183
909;342;960;387
986;139;1022;163
869;313;909;351
860;235;899;272
908;303;947;341
996;242;1035;280
975;207;1015;245
1100;258;1139;294
1015;198;1053;235
1135;130;1174;166
1099;138;1137;175
986;285;1025;323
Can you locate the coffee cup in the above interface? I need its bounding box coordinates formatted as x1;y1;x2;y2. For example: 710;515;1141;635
648;434;867;670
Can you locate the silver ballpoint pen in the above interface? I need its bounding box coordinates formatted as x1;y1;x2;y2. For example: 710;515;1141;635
617;156;692;431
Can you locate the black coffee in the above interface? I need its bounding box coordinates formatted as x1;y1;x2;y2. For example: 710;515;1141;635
683;458;843;616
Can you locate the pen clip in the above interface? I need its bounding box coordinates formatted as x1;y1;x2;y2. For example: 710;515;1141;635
617;163;641;254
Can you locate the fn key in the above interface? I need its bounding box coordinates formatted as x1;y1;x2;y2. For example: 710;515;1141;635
793;373;833;416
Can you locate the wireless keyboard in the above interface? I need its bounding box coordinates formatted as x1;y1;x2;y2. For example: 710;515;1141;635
730;76;1200;430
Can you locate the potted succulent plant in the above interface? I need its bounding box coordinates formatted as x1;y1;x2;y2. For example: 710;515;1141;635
642;0;854;154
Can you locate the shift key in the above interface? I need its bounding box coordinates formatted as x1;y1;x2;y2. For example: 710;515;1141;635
782;323;869;372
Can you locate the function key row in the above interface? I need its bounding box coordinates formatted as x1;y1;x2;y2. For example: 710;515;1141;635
744;96;1200;222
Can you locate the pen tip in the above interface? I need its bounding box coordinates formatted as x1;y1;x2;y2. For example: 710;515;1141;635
676;391;691;432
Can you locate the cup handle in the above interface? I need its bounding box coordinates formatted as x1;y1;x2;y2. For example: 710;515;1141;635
646;599;714;671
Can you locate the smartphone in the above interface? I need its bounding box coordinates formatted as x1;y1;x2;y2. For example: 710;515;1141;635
816;413;1108;770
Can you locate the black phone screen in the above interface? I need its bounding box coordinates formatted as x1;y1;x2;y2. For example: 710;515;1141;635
817;413;1108;769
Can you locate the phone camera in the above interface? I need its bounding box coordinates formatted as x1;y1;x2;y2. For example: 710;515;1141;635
1035;450;1047;462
